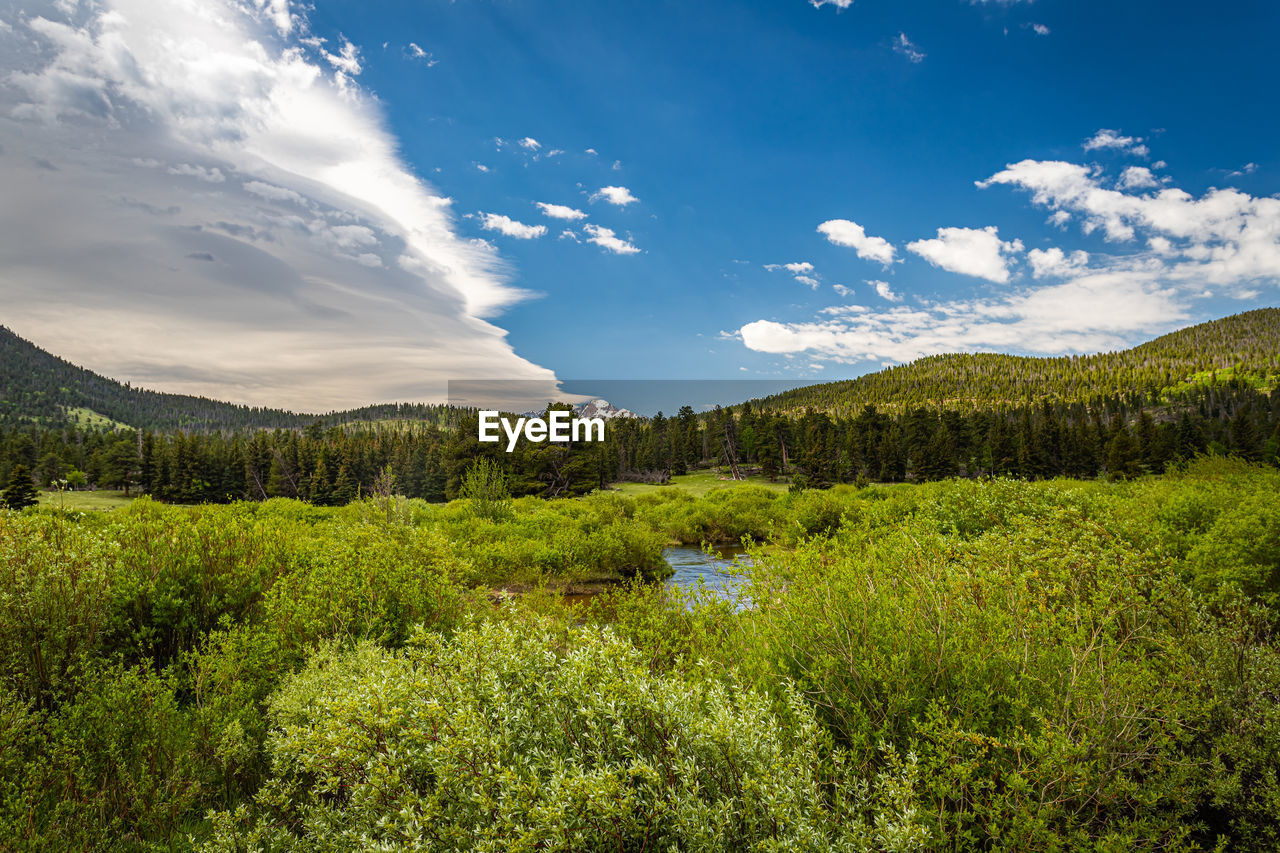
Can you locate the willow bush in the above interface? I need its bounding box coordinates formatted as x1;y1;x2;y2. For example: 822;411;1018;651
203;618;930;853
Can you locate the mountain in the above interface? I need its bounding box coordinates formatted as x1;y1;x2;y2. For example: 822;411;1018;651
574;398;639;420
747;309;1280;416
4;309;1277;432
0;325;454;432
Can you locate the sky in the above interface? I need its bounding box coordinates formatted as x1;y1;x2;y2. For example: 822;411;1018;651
0;0;1277;411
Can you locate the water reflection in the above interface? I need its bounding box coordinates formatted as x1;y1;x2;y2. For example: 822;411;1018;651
663;544;751;607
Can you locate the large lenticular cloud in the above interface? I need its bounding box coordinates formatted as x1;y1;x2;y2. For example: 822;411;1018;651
0;0;553;410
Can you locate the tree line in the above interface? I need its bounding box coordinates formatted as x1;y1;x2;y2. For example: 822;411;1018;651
1;380;1277;508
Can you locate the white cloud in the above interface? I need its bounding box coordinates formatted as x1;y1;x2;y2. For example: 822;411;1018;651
1226;162;1259;178
764;261;814;274
322;38;362;76
475;163;490;173
244;180;306;205
816;219;897;265
477;213;547;239
535;201;587;221
832;283;854;297
558;229;580;242
1032;23;1050;36
980;159;1280;290
583;223;639;255
907;226;1023;283
406;42;437;66
867;279;900;302
0;0;551;410
809;0;854;9
1117;165;1158;190
519;137;541;150
1083;129;1149;158
1027;247;1089;279
591;185;638;206
739;270;1187;365
766;261;819;287
168;163;225;183
893;33;925;63
741;148;1280;368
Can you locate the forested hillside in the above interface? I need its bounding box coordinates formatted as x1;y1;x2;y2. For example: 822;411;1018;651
0;326;454;431
752;309;1280;415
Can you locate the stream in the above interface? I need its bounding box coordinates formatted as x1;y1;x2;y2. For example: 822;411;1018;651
661;544;751;605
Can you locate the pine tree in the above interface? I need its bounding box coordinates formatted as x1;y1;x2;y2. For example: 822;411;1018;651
1;464;39;510
1106;427;1141;481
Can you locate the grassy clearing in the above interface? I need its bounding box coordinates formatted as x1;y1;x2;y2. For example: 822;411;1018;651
610;469;790;497
37;489;135;511
61;406;131;430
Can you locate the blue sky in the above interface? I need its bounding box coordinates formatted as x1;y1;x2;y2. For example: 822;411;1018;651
1;0;1277;408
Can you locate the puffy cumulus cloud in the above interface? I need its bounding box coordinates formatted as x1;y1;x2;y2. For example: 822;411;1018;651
979;159;1280;289
590;185;639;206
867;279;900;302
583;223;640;255
738;148;1280;368
907;226;1023;283
477;213;547;239
1027;247;1089;279
535;202;587;221
809;0;854;9
1032;23;1050;36
816;219;896;265
1117;165;1159;190
0;0;552;410
518;137;541;150
1083;129;1149;158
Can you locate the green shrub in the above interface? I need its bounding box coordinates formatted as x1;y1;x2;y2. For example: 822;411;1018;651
736;499;1280;850
203;618;930;853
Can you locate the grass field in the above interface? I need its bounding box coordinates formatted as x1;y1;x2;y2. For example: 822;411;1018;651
609;469;790;497
62;406;131;430
37;489;135;511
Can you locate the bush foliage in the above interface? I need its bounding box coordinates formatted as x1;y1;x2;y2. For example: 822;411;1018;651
0;457;1277;849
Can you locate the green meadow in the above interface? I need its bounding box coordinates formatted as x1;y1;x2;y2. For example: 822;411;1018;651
1;457;1278;850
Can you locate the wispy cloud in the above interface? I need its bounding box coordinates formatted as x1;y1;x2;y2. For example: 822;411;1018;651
1083;129;1150;158
535;202;587;221
583;223;640;254
477;213;548;239
893;33;925;63
405;42;438;66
